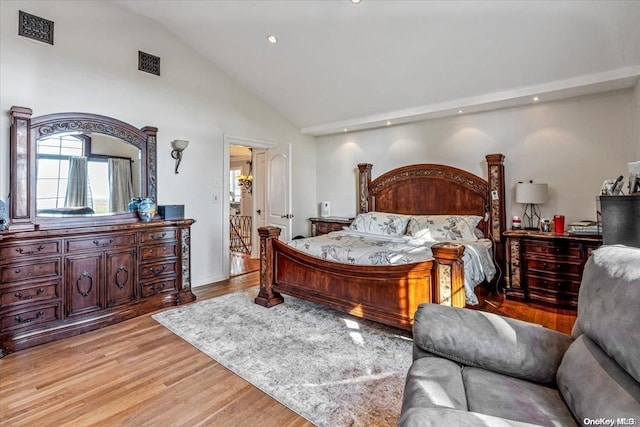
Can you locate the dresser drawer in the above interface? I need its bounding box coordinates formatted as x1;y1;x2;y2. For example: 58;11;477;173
140;278;177;297
0;240;61;262
0;279;60;309
524;258;583;276
66;234;136;253
139;260;178;280
526;274;580;295
1;259;61;283
140;243;178;261
1;303;61;333
523;241;583;259
140;228;178;244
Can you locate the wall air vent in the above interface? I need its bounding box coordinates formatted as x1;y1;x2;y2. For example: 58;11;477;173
18;10;54;45
138;51;161;76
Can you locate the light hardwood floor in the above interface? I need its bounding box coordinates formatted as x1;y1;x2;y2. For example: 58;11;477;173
0;273;575;426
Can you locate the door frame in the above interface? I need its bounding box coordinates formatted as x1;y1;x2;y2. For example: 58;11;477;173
223;134;275;278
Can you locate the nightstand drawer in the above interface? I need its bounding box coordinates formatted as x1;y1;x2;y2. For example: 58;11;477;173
523;241;582;259
525;258;583;276
527;274;580;294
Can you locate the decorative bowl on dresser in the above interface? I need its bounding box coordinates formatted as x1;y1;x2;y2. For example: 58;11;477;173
0;106;195;356
503;230;601;309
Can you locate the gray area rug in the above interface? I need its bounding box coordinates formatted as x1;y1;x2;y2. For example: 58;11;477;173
152;288;413;426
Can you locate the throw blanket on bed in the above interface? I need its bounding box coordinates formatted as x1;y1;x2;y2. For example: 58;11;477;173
286;230;496;305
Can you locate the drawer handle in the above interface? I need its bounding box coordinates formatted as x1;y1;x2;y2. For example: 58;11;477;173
15;245;45;255
150;281;167;292
93;238;115;247
14;310;44;324
150;232;167;240
149;265;168;275
14;288;45;300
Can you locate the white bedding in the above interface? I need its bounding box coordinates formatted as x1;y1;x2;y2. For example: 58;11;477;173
286;229;496;305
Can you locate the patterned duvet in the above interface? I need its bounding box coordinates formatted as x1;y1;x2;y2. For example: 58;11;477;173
286;230;496;305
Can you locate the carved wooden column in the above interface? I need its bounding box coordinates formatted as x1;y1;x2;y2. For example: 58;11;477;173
431;242;465;307
141;126;157;201
357;163;373;213
255;226;284;307
486;153;506;288
8;106;35;231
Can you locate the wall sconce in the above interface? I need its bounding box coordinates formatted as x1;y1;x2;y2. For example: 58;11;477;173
515;181;548;229
170;140;189;174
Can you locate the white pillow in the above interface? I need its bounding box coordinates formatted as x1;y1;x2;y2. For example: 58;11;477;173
407;215;482;241
348;212;411;236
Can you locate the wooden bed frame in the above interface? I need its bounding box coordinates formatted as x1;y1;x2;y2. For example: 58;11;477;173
255;154;506;331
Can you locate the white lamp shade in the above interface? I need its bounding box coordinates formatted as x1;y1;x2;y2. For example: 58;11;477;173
515;182;548;204
171;139;189;151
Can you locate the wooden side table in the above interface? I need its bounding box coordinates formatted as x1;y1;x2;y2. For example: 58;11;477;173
503;230;601;309
308;217;353;237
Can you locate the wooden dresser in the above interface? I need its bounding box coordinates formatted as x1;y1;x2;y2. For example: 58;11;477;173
0;219;195;356
309;217;353;236
503;230;601;309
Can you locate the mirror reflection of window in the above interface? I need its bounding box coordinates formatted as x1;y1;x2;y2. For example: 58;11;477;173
36;134;135;215
36;135;84;210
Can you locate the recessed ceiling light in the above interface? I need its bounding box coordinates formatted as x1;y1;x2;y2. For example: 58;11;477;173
350;0;362;3
533;96;540;102
458;110;463;114
343;128;348;132
386;121;391;126
267;35;278;44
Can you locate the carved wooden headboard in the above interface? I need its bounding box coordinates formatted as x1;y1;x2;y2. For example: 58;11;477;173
357;154;506;263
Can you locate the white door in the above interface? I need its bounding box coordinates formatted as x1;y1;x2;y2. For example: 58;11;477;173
267;143;293;241
252;149;267;257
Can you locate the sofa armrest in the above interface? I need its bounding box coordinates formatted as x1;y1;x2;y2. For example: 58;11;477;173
399;407;543;427
413;304;572;384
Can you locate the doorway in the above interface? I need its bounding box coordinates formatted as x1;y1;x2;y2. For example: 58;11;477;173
223;135;274;278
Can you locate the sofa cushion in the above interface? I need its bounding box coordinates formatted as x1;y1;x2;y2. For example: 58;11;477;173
463;367;578;426
401;357;467;413
557;335;640;422
413;303;572;384
399;407;543;427
573;245;640;383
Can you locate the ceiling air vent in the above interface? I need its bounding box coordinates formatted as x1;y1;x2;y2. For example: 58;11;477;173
18;10;54;45
138;51;160;76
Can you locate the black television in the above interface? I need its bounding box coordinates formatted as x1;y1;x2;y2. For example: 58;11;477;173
599;195;640;248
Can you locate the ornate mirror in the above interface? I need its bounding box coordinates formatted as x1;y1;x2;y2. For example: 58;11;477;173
8;106;157;230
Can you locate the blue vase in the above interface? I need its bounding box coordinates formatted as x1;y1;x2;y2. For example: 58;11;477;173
137;198;157;222
128;197;142;212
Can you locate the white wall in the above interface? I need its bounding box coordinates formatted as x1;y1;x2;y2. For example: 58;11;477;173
316;89;637;226
635;81;640;159
0;1;316;286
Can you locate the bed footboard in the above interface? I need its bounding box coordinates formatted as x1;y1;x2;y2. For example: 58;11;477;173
255;226;466;331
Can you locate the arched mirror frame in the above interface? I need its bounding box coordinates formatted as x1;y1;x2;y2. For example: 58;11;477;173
8;106;157;231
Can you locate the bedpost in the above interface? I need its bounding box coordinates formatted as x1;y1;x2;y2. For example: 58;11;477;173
357;163;373;213
485;153;506;289
431;243;466;307
255;226;284;308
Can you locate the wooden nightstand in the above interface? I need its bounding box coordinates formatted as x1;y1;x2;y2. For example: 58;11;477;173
503;230;602;309
308;217;353;237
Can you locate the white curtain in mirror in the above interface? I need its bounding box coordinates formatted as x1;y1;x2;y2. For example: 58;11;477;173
108;158;134;213
64;157;91;208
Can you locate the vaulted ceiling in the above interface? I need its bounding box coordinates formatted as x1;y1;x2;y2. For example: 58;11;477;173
117;0;640;135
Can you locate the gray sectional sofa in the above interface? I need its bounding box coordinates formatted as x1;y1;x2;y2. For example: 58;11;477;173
400;244;640;426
